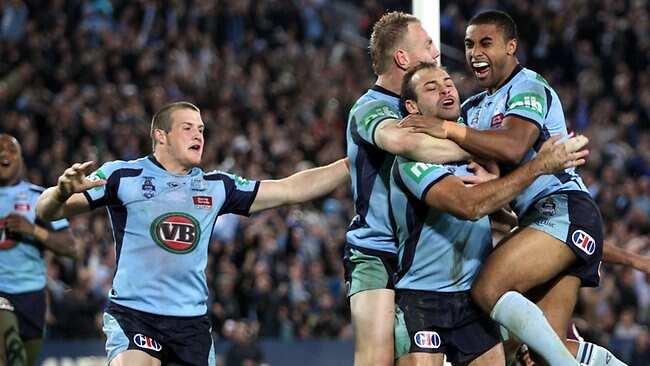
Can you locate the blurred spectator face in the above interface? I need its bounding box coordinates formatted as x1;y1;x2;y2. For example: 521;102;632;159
404;22;440;66
161;108;205;168
464;23;517;91
0;134;22;185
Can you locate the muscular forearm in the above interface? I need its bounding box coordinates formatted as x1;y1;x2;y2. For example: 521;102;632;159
283;159;349;204
443;122;528;164
249;159;350;213
404;136;472;164
440;161;540;221
603;243;636;267
36;187;68;221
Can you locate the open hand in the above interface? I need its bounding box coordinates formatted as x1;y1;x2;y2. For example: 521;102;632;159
55;161;106;201
534;135;589;174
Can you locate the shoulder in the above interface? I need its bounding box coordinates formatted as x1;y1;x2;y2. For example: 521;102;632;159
461;91;487;110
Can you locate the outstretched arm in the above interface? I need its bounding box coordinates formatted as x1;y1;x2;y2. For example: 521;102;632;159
375;117;471;163
248;158;350;213
36;161;106;221
603;241;650;275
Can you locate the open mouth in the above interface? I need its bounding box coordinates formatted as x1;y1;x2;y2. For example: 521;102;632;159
472;61;490;78
442;98;455;107
189;144;201;152
0;160;10;167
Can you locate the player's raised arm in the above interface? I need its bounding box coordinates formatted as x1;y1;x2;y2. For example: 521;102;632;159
36;161;106;221
248;158;350;213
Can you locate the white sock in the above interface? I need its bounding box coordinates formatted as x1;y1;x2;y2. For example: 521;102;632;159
576;341;628;365
490;291;579;365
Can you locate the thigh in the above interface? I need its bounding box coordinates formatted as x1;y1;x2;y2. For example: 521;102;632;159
344;246;397;298
397;352;445;366
473;226;577;305
350;288;395;364
464;342;505;366
110;350;161;366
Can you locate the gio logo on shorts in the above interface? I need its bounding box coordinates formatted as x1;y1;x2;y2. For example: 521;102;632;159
133;334;162;352
572;230;596;255
151;213;201;254
414;331;441;349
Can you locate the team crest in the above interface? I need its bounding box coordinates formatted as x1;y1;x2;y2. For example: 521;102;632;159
151;213;201;254
539;197;556;216
191;177;207;191
414;331;441;349
142;177;156;198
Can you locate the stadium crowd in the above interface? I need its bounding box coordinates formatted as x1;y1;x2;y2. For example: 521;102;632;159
0;0;649;364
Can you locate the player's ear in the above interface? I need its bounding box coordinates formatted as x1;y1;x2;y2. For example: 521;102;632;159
507;38;517;56
404;99;420;114
154;129;166;145
394;49;409;71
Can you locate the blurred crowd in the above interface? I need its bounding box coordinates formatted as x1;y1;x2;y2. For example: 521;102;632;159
1;0;649;364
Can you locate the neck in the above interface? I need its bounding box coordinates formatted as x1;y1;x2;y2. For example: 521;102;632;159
153;151;193;175
375;68;405;95
488;62;519;94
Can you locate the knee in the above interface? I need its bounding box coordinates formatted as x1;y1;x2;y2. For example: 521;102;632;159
471;275;507;314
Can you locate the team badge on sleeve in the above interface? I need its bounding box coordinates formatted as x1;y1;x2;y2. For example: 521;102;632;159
508;92;545;118
404;162;442;183
86;169;106;191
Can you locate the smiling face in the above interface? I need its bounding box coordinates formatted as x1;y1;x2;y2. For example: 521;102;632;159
405;67;460;121
0;134;22;186
154;108;204;172
465;23;517;93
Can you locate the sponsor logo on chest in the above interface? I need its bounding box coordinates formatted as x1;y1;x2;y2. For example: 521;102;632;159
193;196;213;210
151;213;201;253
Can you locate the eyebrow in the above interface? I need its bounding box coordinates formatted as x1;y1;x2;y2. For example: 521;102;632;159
423;76;452;87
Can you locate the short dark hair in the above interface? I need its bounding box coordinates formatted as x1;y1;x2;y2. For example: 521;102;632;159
468;9;518;42
401;61;444;105
369;12;420;75
150;101;200;151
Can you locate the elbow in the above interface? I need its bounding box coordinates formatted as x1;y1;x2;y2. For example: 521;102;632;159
500;147;528;165
453;204;486;221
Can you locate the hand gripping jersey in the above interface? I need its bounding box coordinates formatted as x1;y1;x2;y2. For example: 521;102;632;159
390;160;492;292
0;181;70;293
84;156;259;317
346;85;402;254
460;65;589;217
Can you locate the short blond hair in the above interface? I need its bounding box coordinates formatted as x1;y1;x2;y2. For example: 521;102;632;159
369;12;420;75
150;101;200;151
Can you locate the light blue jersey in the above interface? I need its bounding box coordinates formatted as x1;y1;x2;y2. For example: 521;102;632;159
390;159;492;292
84;156;259;317
460;66;588;217
346;86;402;254
0;181;69;293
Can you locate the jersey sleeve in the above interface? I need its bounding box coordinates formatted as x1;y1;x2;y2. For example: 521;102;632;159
82;161;123;209
505;79;549;129
394;157;451;201
205;171;260;216
349;99;401;146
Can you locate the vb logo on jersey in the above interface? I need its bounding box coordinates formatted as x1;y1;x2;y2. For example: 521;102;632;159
151;213;201;254
0;218;18;250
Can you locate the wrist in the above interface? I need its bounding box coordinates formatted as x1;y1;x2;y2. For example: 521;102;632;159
53;188;68;203
443;121;467;143
33;225;49;243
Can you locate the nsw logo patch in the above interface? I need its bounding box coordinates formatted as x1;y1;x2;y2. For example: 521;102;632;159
572;230;596;255
413;331;441;349
151;213;201;254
